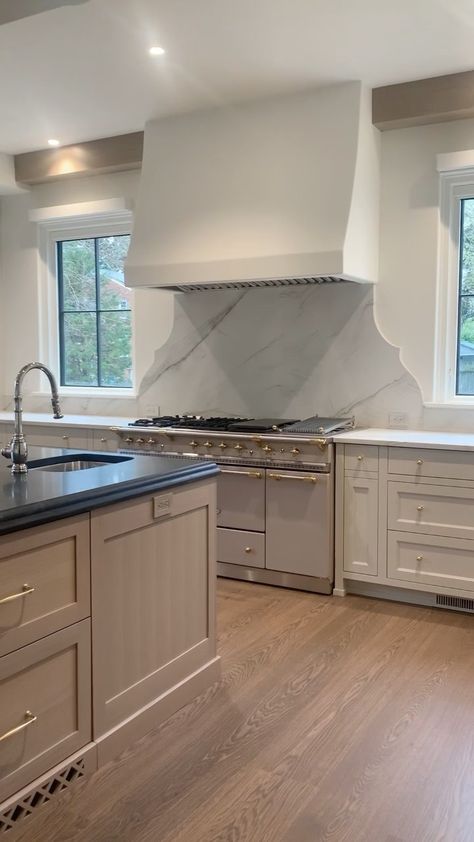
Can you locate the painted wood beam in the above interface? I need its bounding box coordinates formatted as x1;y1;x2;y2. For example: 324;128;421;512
14;132;144;185
373;70;474;130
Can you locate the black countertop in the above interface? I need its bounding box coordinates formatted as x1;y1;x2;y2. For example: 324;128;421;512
0;447;219;535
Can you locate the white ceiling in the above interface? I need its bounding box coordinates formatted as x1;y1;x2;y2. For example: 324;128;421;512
1;0;474;154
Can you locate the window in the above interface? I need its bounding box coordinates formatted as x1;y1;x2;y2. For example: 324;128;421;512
434;155;474;405
57;234;132;388
457;199;474;395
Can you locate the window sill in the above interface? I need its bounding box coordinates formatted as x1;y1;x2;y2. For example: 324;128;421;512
425;401;474;409
33;389;137;400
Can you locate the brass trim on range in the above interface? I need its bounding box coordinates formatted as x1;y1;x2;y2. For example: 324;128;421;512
0;711;37;744
268;473;317;483
0;583;35;605
220;469;263;479
310;438;328;451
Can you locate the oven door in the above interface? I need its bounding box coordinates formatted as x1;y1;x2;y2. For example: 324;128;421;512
265;469;333;579
217;467;265;532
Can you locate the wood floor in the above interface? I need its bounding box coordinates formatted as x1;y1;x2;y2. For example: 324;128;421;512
17;580;474;842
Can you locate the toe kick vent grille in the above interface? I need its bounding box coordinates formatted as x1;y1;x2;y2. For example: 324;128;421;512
0;757;86;834
436;594;474;613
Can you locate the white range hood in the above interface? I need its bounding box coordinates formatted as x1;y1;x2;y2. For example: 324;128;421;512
126;82;380;292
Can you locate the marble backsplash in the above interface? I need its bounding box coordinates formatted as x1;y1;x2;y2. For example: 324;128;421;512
9;282;474;431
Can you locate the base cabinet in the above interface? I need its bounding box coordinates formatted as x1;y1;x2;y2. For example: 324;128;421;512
0;620;91;804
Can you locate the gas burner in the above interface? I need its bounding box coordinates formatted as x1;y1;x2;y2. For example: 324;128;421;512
129;416;252;431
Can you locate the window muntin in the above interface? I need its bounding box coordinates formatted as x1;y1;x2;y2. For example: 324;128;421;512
456;198;474;396
57;234;132;388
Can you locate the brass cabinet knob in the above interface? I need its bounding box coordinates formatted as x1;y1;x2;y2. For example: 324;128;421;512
357;454;364;461
416;505;424;512
291;448;300;455
244;547;252;554
416;555;423;561
100;437;107;443
204;441;214;448
62;435;69;440
218;442;228;449
189;441;198;447
416;459;423;466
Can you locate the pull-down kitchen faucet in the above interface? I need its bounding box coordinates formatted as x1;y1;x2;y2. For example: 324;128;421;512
1;363;63;474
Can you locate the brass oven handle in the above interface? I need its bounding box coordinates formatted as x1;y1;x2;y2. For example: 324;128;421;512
268;473;318;483
220;469;263;479
0;711;37;743
0;584;35;605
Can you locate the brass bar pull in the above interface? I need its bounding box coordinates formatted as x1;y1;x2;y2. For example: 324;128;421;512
220;469;263;479
0;583;35;605
268;473;318;483
0;711;37;744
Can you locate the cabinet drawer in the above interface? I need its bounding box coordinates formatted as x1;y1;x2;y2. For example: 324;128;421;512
388;447;474;481
21;424;90;450
217;528;265;569
0;620;91;803
345;444;378;473
0;514;90;658
217;468;265;531
388;481;474;541
388;531;474;592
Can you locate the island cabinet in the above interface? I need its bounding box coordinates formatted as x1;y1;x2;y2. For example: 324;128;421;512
0;478;218;835
335;442;474;607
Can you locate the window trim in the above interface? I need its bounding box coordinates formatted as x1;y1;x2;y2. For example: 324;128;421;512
37;209;136;397
434;159;474;406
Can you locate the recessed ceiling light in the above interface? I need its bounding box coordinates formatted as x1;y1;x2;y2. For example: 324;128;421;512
149;46;165;56
48;138;60;147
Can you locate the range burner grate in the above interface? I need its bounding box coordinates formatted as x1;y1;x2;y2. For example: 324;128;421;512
129;416;252;431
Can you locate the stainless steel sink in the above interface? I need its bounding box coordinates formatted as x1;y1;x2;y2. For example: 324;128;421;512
32;459;112;472
27;454;132;472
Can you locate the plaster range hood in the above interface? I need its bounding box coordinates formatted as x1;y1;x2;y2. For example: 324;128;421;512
125;82;380;292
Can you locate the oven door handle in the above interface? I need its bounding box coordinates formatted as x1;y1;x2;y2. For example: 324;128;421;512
220;469;263;479
268;473;318;484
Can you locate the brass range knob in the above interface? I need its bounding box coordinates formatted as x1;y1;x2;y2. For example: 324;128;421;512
262;445;272;453
291;447;300;455
189;441;198;447
218;443;228;449
203;441;214;449
234;443;245;451
147;438;156;445
136;438;145;445
124;437;133;444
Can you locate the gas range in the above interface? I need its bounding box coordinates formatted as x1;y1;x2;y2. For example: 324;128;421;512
114;414;355;471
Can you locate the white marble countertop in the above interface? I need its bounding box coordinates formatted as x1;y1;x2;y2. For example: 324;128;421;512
336;428;474;451
0;411;133;429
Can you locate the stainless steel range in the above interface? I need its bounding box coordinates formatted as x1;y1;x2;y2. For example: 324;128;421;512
111;414;354;594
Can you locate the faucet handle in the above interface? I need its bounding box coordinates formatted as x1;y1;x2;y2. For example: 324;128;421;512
1;444;12;460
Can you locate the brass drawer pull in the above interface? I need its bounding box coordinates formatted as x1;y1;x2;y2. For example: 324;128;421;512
416;459;423;466
416;505;424;512
221;469;263;479
0;583;35;605
357;455;364;461
0;710;37;744
416;555;423;562
268;473;317;483
244;547;252;554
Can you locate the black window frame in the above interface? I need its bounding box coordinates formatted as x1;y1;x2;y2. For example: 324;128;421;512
57;233;132;389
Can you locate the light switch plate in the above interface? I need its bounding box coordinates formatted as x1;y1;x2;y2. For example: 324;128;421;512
389;411;408;429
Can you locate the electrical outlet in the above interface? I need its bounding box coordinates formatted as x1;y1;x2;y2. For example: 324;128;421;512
389;411;408;429
144;404;159;418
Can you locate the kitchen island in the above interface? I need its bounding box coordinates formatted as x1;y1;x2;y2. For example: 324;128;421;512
0;447;220;836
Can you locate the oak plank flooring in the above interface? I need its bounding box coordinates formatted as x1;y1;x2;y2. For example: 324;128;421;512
16;580;474;842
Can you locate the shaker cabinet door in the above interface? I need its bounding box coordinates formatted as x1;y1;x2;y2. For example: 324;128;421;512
343;475;379;576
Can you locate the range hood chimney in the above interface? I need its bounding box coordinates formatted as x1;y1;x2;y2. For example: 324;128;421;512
126;82;380;292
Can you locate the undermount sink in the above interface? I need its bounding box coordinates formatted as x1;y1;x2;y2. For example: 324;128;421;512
28;454;132;472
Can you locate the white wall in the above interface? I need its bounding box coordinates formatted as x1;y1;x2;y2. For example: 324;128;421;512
0;169;171;416
375;116;474;431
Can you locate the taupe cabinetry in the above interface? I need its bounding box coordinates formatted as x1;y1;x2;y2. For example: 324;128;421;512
90;429;120;451
0;514;90;657
20;423;90;450
336;441;474;603
91;482;217;741
0;621;91;803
